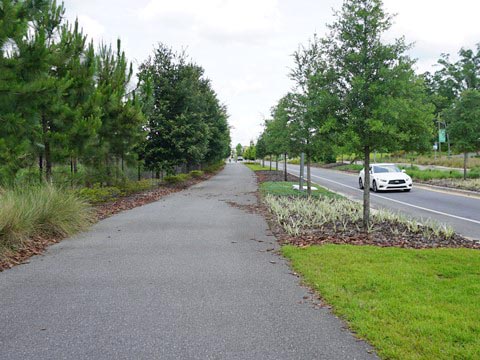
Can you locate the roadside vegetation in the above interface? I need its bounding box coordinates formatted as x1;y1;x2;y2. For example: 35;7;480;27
384;155;480;169
260;181;336;199
264;195;476;248
425;178;480;192
0;0;230;189
244;163;272;171
0;186;93;255
282;245;480;360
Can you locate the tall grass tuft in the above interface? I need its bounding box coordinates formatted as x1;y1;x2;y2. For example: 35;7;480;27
0;185;94;250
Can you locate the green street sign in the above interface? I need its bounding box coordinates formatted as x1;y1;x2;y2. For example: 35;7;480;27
439;129;446;143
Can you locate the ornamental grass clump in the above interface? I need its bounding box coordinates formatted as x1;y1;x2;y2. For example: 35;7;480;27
0;185;94;251
265;194;465;248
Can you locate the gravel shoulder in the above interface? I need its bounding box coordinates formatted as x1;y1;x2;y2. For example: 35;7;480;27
0;163;376;359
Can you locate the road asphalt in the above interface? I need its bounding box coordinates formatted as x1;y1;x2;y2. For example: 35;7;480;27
0;163;376;360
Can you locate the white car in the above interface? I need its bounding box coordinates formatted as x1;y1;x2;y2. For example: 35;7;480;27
358;163;412;192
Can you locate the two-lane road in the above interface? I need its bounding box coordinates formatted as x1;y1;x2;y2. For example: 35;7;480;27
269;162;480;240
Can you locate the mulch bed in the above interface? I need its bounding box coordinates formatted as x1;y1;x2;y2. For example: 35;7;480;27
252;171;480;250
0;172;218;272
285;222;480;250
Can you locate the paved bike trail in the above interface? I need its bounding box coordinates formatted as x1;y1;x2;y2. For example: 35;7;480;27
0;163;376;359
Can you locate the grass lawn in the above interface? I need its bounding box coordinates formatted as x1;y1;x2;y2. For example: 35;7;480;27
243;163;272;171
282;244;480;360
260;181;338;198
335;164;364;172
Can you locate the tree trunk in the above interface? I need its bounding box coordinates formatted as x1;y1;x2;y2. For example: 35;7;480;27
42;115;52;183
269;155;272;171
363;146;371;231
70;158;74;174
138;162;141;181
115;157;119;183
284;152;288;181
262;158;265;167
73;158;78;174
464;152;468;180
39;154;43;183
275;156;278;171
307;153;311;196
45;143;52;183
106;156;112;186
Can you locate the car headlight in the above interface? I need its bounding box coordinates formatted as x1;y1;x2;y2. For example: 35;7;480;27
379;179;387;182
406;176;411;182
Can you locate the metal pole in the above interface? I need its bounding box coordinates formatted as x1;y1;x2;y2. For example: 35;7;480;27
438;120;441;154
446;122;451;158
299;152;305;191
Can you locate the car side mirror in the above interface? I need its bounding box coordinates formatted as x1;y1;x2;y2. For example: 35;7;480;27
401;169;406;173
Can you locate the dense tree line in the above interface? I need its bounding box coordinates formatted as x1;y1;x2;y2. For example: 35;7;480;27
137;44;230;175
425;45;480;178
0;1;230;186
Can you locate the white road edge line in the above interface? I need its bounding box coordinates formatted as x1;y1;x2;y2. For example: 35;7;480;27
286;170;480;226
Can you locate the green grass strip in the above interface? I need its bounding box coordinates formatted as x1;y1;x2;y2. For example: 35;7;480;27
260;181;338;198
243;163;273;171
282;244;480;360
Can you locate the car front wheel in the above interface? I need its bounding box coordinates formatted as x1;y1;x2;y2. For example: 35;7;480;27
372;180;378;192
358;178;364;189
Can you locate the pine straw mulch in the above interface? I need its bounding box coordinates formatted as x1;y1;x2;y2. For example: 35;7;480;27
252;170;480;250
0;172;218;272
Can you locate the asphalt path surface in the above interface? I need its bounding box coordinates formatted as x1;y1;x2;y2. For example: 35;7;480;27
0;163;376;360
270;161;480;240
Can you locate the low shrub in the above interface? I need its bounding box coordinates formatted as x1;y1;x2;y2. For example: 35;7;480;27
189;170;204;178
0;185;93;250
119;179;157;195
164;173;191;184
76;185;122;204
203;161;225;174
265;194;456;240
469;167;480;179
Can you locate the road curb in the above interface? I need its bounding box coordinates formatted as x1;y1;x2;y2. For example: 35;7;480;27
414;183;480;199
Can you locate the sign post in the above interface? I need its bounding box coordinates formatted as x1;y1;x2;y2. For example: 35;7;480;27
439;129;446;143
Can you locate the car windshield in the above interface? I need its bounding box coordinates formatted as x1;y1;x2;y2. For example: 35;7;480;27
373;165;401;173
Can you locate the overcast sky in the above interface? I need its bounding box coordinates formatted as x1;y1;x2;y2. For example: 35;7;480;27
63;0;480;146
